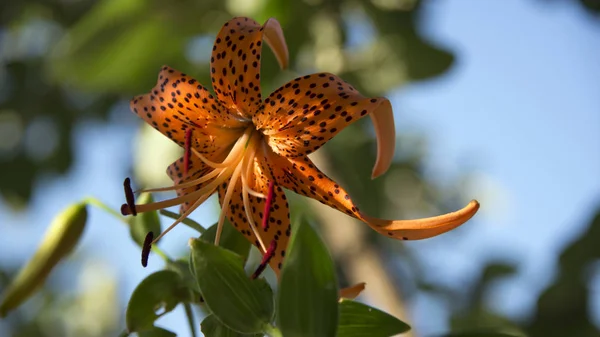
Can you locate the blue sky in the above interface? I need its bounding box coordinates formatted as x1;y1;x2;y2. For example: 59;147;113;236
1;0;599;336
398;0;600;334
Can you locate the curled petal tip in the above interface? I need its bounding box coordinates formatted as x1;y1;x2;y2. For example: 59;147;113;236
363;199;480;240
339;282;366;300
263;18;289;69
369;99;395;179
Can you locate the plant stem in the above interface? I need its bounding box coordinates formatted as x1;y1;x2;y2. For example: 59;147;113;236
84;197;127;224
151;246;170;263
183;303;197;337
159;209;206;233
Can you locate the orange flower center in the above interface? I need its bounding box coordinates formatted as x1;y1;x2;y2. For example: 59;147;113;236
122;125;271;253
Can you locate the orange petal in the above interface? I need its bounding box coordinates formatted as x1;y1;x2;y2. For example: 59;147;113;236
261;146;479;241
211;17;289;119
369;99;396;179
131;65;245;156
361;201;480;240
262;18;289;69
217;163;291;277
254;73;392;162
339;282;366;300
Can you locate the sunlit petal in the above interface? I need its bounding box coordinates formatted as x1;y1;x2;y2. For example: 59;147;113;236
260;145;479;241
262;18;289;69
361;200;480;240
131;65;245;156
211;17;289;119
254;73;391;166
369;99;395;179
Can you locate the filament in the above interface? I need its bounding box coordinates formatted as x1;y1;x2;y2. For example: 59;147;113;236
215;161;244;246
240;140;267;253
152;187;216;244
192;128;252;169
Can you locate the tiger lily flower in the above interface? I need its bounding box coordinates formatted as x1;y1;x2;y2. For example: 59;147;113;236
121;17;480;275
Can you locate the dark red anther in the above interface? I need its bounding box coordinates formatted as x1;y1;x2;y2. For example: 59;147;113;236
123;177;137;216
183;129;193;175
262;181;275;230
251;240;277;280
141;231;153;267
120;204;130;216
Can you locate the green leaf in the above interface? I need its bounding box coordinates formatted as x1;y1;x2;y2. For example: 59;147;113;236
201;315;263;337
277;217;339;337
336;299;410;337
190;239;273;334
138;327;177;337
200;220;251;262
129;193;161;247
48;0;186;93
125;270;190;333
166;258;202;303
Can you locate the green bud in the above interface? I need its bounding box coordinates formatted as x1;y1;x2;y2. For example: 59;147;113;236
0;203;88;317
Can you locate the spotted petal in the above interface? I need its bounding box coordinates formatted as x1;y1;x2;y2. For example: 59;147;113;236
254;73;395;178
131;66;246;159
211;17;289;119
260;146;479;240
217;160;290;275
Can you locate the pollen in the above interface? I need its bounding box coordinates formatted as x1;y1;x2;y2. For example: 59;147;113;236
122;177;137;216
141;231;153;267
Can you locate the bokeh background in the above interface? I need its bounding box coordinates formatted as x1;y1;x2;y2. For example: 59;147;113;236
1;0;599;336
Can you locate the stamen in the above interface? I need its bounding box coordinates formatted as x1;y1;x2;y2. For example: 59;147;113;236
262;181;275;230
141;231;153;267
215;163;243;246
121;165;237;215
183;129;193;175
152;188;215;244
192;128;252;169
251;240;277;279
240;141;267;253
135;134;250;195
241;144;266;199
245;187;266;199
242;184;267;253
123;177;137;216
136;168;222;194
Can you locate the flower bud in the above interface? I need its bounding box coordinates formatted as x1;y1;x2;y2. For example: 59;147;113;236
0;203;88;317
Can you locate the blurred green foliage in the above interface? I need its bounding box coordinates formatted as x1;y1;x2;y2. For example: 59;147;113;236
0;0;453;206
1;0;599;336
